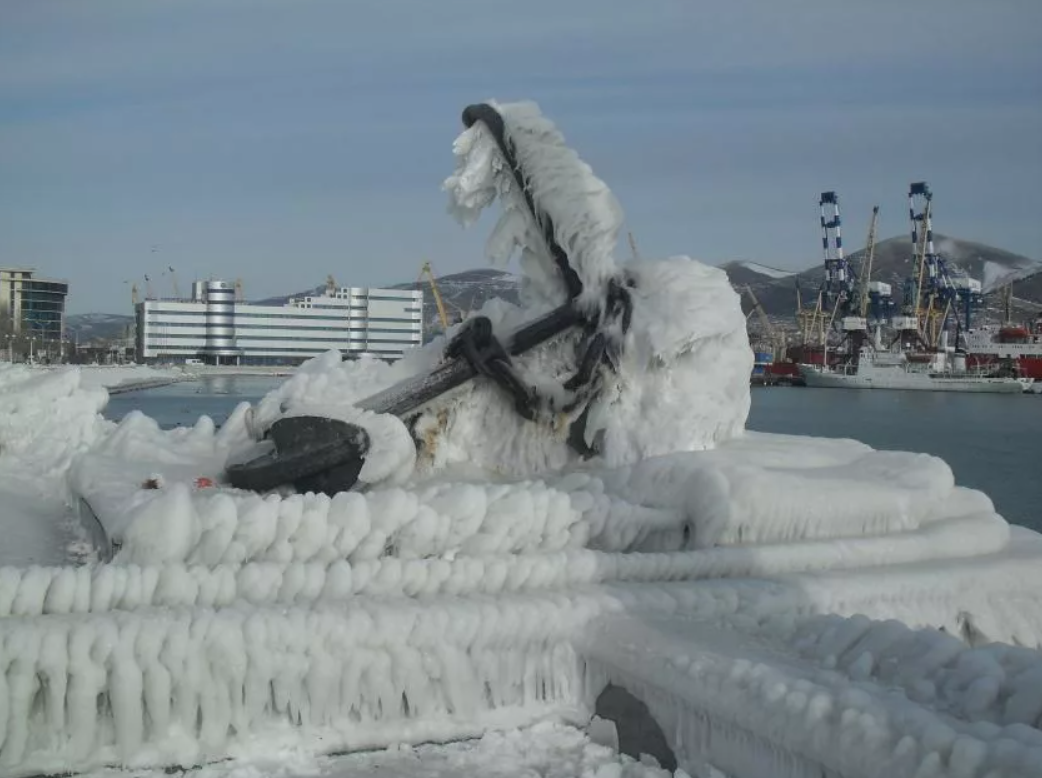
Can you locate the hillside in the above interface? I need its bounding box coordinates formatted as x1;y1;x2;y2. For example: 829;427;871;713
253;268;522;335
732;234;1041;323
66;313;135;344
718;261;795;295
390;268;521;331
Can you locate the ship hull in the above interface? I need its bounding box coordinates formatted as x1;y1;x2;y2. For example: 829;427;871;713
799;366;1026;393
967;354;1042;380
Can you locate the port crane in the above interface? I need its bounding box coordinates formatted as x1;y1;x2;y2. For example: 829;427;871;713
897;182;983;350
161;266;182;299
795;191;861;357
419;261;465;332
627;231;642;262
743;285;786;359
818;191;858;319
854;205;893;324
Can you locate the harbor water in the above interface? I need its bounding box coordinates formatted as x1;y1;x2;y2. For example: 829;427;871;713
105;378;1042;532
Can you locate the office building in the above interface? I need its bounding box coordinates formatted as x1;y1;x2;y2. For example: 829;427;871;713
1;267;69;340
135;279;424;365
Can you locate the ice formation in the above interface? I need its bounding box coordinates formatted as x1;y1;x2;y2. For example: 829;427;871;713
238;99;752;483
1;102;1042;778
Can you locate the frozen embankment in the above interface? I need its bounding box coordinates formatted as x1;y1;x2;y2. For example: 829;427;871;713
75;364;190;394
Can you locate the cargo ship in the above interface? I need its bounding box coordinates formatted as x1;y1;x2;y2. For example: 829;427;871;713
749;346;804;386
799;347;1028;393
963;314;1042;381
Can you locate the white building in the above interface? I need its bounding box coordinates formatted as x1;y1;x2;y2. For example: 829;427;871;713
135;280;424;365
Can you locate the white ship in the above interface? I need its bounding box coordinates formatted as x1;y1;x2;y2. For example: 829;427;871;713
799;347;1029;393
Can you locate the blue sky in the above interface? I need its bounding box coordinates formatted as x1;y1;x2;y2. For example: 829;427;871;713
2;0;1040;314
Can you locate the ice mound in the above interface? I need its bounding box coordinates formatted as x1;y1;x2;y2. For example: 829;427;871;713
0;363;110;481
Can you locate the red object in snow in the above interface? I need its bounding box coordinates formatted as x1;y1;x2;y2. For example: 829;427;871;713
194;477;215;489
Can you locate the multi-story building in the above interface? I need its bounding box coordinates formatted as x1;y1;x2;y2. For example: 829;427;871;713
135;279;424;365
1;267;69;341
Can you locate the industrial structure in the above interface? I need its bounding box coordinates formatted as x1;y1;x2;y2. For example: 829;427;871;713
793;192;893;365
135;279;424;365
896;181;983;349
792;182;991;364
785;182;1035;392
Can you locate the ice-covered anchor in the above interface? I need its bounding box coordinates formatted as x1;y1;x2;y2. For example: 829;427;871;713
227;100;629;495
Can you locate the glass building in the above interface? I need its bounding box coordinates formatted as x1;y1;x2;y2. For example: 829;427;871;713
0;267;69;341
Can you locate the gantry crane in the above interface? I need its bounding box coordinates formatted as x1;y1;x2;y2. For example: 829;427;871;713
795;283;827;349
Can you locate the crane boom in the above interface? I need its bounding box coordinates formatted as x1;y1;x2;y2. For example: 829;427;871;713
419;261;450;330
858;206;880;318
168;266;182;299
627;231;641;262
744;285;774;338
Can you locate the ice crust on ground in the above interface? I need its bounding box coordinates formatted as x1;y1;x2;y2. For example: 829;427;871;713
83;722;679;778
1;101;1042;778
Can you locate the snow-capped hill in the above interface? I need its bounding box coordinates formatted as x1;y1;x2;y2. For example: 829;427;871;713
66;313;135;343
738;261;795;280
741;234;1041;319
817;233;1039;299
718;260;795;292
980;260;1042;294
931;235;1040;292
391;267;521;329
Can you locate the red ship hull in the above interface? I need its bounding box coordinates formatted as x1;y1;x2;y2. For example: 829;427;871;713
966;354;1042;380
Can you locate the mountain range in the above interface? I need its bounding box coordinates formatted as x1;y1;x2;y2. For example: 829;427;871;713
66;235;1041;344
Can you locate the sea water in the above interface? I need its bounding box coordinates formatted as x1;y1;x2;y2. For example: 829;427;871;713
105;379;1042;532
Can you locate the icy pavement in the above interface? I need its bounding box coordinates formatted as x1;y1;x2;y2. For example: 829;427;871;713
79;723;678;778
0;475;93;567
